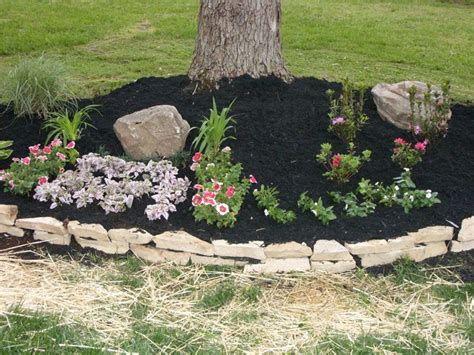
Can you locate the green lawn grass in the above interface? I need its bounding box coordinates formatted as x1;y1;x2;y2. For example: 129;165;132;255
0;0;473;100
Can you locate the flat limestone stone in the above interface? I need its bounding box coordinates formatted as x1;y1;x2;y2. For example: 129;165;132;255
16;217;67;236
75;236;128;254
404;242;447;262
450;240;474;253
311;260;356;274
190;254;236;266
345;239;390;255
33;231;71;246
153;231;214;256
68;221;109;242
108;228;153;244
264;241;312;258
360;250;403;268
213;240;266;260
408;226;453;243
0;205;18;226
386;235;417;250
458;216;474;242
243;258;310;274
312;240;353;261
0;223;25;237
131;244;190;265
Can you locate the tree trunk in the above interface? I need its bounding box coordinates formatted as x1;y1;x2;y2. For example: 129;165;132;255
188;0;292;89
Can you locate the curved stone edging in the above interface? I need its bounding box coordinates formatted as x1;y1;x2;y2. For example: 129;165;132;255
0;204;473;274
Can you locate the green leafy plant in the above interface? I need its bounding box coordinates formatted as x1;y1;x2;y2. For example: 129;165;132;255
0;140;13;160
191;149;253;228
327;78;369;144
316;143;371;184
393;170;441;213
192;98;236;159
253;185;296;224
329;191;376;218
42;105;98;145
409;81;451;146
1;56;76;118
391;137;426;169
298;192;336;225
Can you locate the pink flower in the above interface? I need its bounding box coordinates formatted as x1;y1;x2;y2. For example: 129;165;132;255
249;175;257;184
203;190;217;206
66;141;76;149
226;186;235;199
36;155;48;162
331;116;345;125
215;203;229;216
415;142;427;152
191;194;202;206
42;146;52;154
8;180;14;189
190;162;200;171
192;152;202;163
212;180;222;192
332;154;342;168
51;138;62;147
21;157;31;166
193;184;204;190
29;144;40;155
394;138;407;146
414;125;422;135
56;152;66;161
38;176;48;185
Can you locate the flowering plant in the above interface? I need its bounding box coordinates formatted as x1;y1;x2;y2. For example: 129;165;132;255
0;140;72;195
33;153;190;220
327;78;369;144
408;81;451;146
191;148;253;228
298;192;336;225
253;185;296;224
316;143;371;184
391;137;427;169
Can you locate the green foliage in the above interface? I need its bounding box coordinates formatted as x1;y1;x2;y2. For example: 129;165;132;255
327;78;369;144
409;81;452;146
298;192;336;226
199;282;236;310
42;104;98;145
192;98;236;159
240;285;263;303
393;170;441;213
168;150;191;169
316;143;371;184
192;150;251;228
391;138;424;169
253;185;296;224
329;191;376;218
1;56;76;118
0;140;13;160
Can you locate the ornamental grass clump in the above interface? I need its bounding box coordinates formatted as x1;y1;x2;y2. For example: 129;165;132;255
253;185;296;224
327;78;369;144
33;153;190;220
1;56;76;119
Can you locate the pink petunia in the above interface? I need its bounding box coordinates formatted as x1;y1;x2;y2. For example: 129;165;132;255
42;146;52;154
192;152;202;163
21;157;31;166
29;144;40;155
66;141;76;149
56;152;66;161
249;175;257;184
226;186;235;199
38;176;48;185
192;194;202;206
215;203;229;216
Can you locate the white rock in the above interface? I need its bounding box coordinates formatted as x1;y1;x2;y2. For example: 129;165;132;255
0;223;25;237
458;216;474;242
108;228;153;244
190;254;236;266
153;231;214;256
33;231;71;246
408;226;453;243
345;239;390;255
75;236;128;254
0;205;18;226
311;260;356;274
450;240;474;253
312;240;353;261
387;234;416;250
404;242;447;262
359;250;403;268
213;240;266;260
16;217;67;236
131;244;190;265
68;221;109;242
243;258;310;274
265;241;312;258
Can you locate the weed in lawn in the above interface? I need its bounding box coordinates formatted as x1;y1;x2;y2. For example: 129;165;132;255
392;257;429;285
199;281;236;310
240;285;263;303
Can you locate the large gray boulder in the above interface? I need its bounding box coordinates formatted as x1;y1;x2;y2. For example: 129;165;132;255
371;81;451;130
114;105;190;160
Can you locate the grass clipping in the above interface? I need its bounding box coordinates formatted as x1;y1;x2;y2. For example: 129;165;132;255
0;249;470;352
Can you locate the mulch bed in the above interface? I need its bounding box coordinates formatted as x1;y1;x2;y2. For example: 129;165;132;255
1;75;473;248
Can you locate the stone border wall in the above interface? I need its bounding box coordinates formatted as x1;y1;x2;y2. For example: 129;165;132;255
1;204;473;274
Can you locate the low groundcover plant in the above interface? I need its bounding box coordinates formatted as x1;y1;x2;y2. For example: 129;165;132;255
298;192;336;225
33;153;190;220
253;185;296;224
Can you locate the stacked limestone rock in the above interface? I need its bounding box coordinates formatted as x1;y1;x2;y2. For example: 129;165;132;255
0;205;24;237
311;240;356;273
451;217;474;252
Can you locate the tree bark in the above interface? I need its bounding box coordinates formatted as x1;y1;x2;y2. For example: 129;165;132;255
188;0;292;89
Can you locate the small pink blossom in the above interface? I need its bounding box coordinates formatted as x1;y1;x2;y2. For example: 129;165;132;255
332;154;342;168
203;190;217;206
414;142;427;152
192;194;202;206
414;125;422;135
394;138;407;146
249;175;257;184
51;138;62;147
36;155;48;162
226;186;235;199
66;141;76;149
190;162;200;171
8;180;14;189
43;146;52;154
331;116;345;125
56;152;66;161
193;184;204;190
21;157;31;166
29;144;40;155
216;203;229;216
192;152;202;163
38;176;48;186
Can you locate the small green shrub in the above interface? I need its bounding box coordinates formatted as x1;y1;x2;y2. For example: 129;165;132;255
253;185;296;224
391;137;426;169
298;192;336;225
0;140;13;160
1;56;76;118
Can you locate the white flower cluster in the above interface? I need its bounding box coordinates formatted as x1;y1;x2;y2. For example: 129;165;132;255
34;153;190;221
